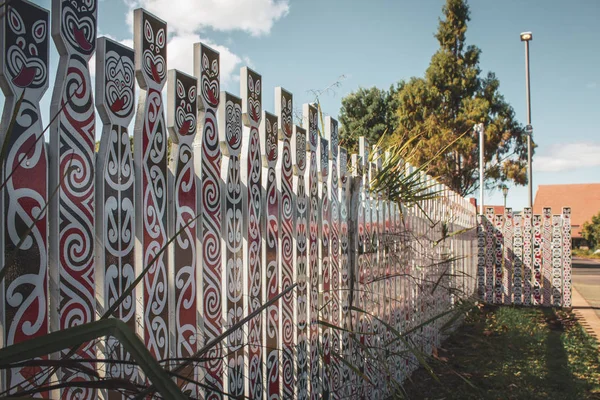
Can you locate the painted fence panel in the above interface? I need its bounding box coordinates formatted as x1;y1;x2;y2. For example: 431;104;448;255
478;207;572;307
0;1;50;395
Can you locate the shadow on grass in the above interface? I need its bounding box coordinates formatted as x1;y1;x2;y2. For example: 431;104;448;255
402;305;600;400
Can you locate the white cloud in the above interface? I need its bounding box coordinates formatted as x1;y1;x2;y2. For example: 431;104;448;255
536;142;600;172
586;82;597;89
125;0;289;36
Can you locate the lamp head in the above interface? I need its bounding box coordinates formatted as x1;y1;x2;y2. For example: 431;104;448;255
502;185;509;197
520;32;533;42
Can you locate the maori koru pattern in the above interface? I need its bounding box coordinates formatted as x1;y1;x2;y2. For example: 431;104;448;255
219;92;244;398
542;208;552;306
293;124;308;400
49;0;97;397
562;208;572;308
477;214;485;299
493;213;504;304
353;151;366;398
320;136;331;399
261;111;280;399
95;37;137;397
484;207;495;303
276;87;295;398
195;43;223;400
304;103;320;400
0;1;50;395
503;209;513;305
513;213;523;305
167;69;198;396
338;147;350;398
523;208;533;306
532;214;543;305
551;214;562;307
241;67;262;400
133;10;169;362
327;117;341;399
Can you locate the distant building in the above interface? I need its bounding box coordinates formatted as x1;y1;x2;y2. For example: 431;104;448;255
533;183;600;247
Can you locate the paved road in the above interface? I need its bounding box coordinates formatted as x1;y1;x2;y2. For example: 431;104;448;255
572;257;600;318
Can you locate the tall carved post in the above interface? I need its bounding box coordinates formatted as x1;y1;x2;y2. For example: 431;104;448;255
513;213;523;305
194;42;223;400
562;207;572;308
240;67;262;399
303;103;320;400
503;208;513;305
260;111;280;399
0;1;50;395
532;213;543;305
523;207;533;306
95;37;137;397
275;87;295;398
167;69;198;395
219;91;244;397
49;0;97;396
542;208;552;306
319;136;331;399
551;214;562;307
338;147;350;398
132;9;169;361
292;123;308;400
326;117;341;399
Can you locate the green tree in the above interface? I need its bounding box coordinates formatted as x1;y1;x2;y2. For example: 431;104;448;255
582;212;600;248
339;83;401;153
392;0;529;196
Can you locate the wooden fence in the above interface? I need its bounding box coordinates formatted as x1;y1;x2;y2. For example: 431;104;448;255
477;207;572;307
0;2;479;399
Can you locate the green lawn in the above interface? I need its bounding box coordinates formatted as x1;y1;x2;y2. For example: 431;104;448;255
402;305;600;399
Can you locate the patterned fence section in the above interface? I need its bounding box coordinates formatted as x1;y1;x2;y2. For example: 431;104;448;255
477;207;572;307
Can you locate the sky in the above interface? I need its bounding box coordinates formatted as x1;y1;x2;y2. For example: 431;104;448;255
7;0;600;212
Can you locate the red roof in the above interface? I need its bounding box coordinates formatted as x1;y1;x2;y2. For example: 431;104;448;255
533;183;600;238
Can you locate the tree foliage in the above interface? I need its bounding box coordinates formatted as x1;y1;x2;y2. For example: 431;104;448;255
338;84;401;153
582;212;600;249
339;0;531;196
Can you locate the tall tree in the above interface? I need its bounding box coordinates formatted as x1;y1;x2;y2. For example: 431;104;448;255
339;83;401;153
392;0;529;196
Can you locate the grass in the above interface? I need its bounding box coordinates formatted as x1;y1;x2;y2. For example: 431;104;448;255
402;305;600;400
573;249;600;260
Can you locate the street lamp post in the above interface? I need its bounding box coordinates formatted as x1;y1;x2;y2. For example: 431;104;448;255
475;123;485;215
521;31;533;208
502;185;509;209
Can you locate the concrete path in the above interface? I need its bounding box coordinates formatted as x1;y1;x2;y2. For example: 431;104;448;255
572;257;600;341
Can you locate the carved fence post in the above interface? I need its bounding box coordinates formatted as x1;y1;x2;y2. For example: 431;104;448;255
240;66;262;399
562;207;572;308
523;207;533;306
133;8;169;363
513;213;523;305
292;123;308;400
167;68;198;395
542;207;552;306
503;208;513;305
532;213;543;306
194;42;223;400
49;0;97;396
551;214;563;307
338;146;350;398
303;103;320;400
0;1;50;395
275;87;295;398
218;91;244;398
260;110;280;399
325;117;341;399
319;135;331;399
95;37;137;398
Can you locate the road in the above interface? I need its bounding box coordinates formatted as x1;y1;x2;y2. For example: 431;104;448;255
572;257;600;318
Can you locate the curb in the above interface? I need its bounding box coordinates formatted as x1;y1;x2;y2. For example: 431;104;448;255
571;286;600;343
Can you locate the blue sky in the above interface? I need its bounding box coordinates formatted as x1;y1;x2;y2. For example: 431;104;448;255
10;0;600;211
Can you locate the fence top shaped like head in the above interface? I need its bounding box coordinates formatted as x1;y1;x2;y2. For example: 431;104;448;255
351;153;361;178
52;0;97;58
303;103;319;151
218;91;242;157
96;37;135;127
167;69;198;143
0;1;50;100
339;148;348;180
275;87;292;140
134;8;167;90
359;137;370;180
325;116;338;159
260;111;278;167
562;207;571;218
292;125;306;174
194;42;220;111
241;67;261;128
317;137;329;182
